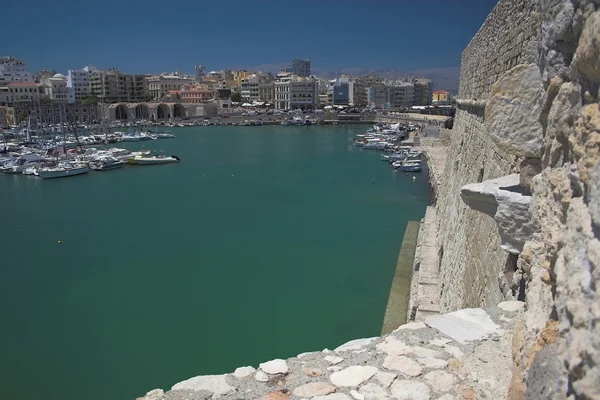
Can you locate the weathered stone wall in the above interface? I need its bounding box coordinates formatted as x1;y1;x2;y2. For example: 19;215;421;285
436;108;518;312
459;0;540;100
434;0;544;313
440;0;600;397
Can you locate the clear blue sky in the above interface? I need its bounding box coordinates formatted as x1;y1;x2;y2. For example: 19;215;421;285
3;0;497;74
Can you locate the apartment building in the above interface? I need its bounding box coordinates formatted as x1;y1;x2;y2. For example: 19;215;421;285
90;69;149;103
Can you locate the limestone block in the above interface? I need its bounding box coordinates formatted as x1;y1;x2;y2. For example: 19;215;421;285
359;383;390;400
389;380;431;400
573;11;600;83
293;382;337;398
329;366;378;388
171;374;235;396
424;308;503;345
495;187;535;254
485;64;544;158
233;366;256;379
334;337;377;352
461;174;534;254
259;359;288;375
460;174;521;217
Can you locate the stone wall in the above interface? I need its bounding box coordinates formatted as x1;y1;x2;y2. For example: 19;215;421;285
437;0;600;397
459;0;540;100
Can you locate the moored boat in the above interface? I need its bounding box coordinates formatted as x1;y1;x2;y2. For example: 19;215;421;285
36;162;90;179
89;157;125;171
128;155;180;165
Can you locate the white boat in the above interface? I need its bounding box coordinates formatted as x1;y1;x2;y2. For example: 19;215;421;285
128;155;180;165
120;134;140;142
89;157;125;171
36;162;89;179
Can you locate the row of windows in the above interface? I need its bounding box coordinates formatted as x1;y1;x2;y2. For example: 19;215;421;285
9;88;39;93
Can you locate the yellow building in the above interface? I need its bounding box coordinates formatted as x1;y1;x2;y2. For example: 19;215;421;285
432;90;449;102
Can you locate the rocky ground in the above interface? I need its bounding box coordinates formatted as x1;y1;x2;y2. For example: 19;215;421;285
138;302;524;400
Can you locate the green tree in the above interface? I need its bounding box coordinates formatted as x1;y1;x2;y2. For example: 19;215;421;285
231;91;242;103
82;96;98;105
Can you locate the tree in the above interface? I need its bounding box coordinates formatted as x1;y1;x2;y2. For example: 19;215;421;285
82;96;98;105
231;91;242;103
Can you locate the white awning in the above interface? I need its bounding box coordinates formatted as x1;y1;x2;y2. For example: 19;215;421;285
242;103;252;107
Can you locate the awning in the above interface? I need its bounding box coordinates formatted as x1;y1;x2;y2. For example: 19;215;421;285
242;103;252;107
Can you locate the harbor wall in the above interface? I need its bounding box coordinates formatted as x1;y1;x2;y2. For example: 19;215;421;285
426;0;600;397
137;0;600;398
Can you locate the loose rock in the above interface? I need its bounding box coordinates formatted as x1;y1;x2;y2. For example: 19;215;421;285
260;359;289;375
233;366;256;379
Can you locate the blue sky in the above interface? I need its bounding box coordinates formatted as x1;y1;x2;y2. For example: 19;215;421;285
3;0;497;75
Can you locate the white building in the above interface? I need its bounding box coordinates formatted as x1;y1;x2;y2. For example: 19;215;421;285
0;57;33;82
274;72;318;110
40;74;69;102
240;75;260;102
67;66;96;103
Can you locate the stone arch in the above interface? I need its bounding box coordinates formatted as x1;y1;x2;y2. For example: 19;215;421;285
135;103;149;120
157;103;170;120
173;103;186;118
115;103;129;120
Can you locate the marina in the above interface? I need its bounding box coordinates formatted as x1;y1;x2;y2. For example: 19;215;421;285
1;121;181;178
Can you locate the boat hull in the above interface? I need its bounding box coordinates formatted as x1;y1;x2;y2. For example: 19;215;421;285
37;167;89;179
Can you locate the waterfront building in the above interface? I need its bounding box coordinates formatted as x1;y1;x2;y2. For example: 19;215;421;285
40;74;69;103
240;75;260;102
274;72;318;110
90;69;149;103
386;80;415;109
148;73;192;100
66;66;96;103
0;57;33;82
0;82;42;106
413;78;433;106
258;82;274;103
331;77;354;106
289;59;311;77
366;83;389;109
168;85;213;103
353;76;382;107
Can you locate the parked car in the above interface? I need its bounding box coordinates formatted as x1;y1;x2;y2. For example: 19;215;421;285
221;114;230;118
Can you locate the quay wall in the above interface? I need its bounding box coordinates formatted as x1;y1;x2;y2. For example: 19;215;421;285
137;0;600;398
428;0;600;397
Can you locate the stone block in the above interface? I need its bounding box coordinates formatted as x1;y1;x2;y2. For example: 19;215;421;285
485;64;544;158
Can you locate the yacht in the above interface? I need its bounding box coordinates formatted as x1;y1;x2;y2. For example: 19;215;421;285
89;157;125;171
128;154;180;165
36;161;90;179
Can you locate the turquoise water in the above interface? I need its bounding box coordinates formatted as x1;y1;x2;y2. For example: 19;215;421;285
0;125;430;400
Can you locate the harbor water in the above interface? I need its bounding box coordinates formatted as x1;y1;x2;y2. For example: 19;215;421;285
0;125;431;400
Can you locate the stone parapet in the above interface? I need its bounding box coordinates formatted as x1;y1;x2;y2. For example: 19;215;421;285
138;306;523;400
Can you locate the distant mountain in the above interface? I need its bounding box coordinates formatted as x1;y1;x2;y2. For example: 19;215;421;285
243;63;460;93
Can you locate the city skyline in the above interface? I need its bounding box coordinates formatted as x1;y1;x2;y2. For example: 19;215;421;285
3;0;497;75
